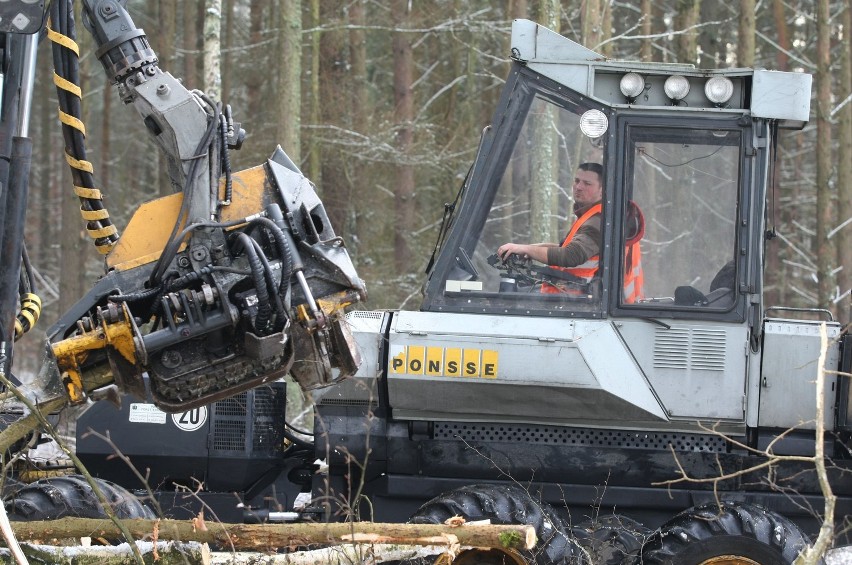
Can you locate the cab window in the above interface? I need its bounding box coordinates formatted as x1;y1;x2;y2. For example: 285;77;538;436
437;91;607;317
620;126;741;312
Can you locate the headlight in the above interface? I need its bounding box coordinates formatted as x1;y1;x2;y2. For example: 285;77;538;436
664;75;690;101
619;72;645;99
579;109;608;138
705;76;734;105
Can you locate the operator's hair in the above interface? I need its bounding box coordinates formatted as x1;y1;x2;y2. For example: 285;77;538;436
578;162;604;181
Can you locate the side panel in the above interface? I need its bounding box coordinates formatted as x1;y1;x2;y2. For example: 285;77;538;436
759;319;840;430
617;320;749;424
387;311;666;426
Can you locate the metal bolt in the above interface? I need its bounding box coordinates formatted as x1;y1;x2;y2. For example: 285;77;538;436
177;256;191;268
161;350;182;369
156;83;170;96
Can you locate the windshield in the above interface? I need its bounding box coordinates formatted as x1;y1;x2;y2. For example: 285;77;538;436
434;90;608;316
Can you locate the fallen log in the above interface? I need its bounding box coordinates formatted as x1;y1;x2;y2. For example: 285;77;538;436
6;517;536;553
0;541;447;564
0;540;208;564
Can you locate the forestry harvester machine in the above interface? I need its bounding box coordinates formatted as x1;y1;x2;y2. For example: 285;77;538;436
0;2;849;564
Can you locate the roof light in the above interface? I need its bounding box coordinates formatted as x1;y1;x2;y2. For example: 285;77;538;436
619;72;645;100
705;76;734;105
664;75;690;101
579;109;608;138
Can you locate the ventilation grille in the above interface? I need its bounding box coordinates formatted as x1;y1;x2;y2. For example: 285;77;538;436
434;422;727;453
252;386;286;451
317;398;375;407
654;327;726;372
348;311;384;320
212;385;286;454
213;419;246;451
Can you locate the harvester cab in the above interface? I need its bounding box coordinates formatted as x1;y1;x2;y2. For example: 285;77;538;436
409;19;820;435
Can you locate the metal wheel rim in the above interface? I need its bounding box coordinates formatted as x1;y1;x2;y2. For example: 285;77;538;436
699;557;762;565
435;548;529;565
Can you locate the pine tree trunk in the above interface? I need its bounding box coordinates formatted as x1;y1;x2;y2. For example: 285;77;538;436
816;0;834;308
674;0;701;64
640;0;653;61
203;0;222;101
391;0;415;272
737;0;755;67
837;1;852;317
277;0;301;164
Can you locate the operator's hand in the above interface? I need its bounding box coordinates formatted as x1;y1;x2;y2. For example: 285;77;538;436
497;243;528;262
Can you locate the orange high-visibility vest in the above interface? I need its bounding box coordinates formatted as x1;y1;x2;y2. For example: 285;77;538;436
541;204;601;295
541;202;645;302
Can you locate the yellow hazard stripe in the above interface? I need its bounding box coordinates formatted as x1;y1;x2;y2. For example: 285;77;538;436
53;73;82;98
46;23;79;56
65;152;93;173
80;207;110;221
74;185;103;199
58;109;86;136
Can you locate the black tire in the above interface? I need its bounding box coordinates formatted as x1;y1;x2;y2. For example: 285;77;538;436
4;474;155;521
639;500;822;565
408;483;585;565
573;514;650;565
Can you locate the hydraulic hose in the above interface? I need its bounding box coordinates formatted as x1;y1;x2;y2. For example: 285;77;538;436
47;0;118;254
247;237;287;330
230;233;273;335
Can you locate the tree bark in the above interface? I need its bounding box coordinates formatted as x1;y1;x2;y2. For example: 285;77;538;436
673;0;701;64
640;0;652;61
183;0;200;87
245;0;265;120
221;0;234;103
581;0;602;51
203;0;223;101
737;0;755;67
837;1;852;317
0;541;208;564
391;0;415;272
7;518;536;553
816;0;834;308
277;0;301;164
308;0;321;183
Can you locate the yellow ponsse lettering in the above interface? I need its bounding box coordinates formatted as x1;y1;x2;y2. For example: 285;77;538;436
445;348;462;377
463;349;481;377
391;346;499;378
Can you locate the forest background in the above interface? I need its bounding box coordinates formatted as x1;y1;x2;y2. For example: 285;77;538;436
14;0;852;376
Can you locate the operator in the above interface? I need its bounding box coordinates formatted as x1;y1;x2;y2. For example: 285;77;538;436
496;162;644;302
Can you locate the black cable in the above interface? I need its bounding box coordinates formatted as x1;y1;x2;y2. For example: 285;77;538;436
20;244;35;296
247;217;295;330
282;427;313;449
284;419;312;437
230;233;273;335
149;97;221;286
150;216;252;288
248;237;287;327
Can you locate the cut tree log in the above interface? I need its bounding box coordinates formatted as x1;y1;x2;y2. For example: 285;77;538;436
7;517;536;553
0;541;448;564
0;540;208;564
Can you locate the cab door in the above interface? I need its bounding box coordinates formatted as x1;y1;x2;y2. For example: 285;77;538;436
611;116;753;426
